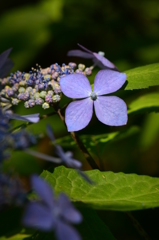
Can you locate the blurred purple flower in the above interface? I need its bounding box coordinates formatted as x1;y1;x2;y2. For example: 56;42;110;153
0;48;14;78
46;125;93;183
46;124;82;169
67;44;118;70
60;69;127;132
22;175;82;240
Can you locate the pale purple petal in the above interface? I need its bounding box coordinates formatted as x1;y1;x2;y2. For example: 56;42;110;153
22;202;53;230
65;98;93;131
94;96;127;126
60;74;92;99
65;151;73;158
31;175;54;208
7;113;39;123
21;114;40;123
93;52;116;69
56;220;81;240
93;70;127;95
64;158;82;169
58;193;82;224
46;124;56;142
67;50;92;59
25;149;61;164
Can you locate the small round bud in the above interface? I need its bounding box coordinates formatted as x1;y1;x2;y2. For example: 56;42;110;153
23;73;30;80
44;74;51;80
12;98;20;105
28;99;35;108
24;101;29;108
26;87;33;93
52;81;61;93
45;94;53;103
52;95;61;102
1;78;9;85
85;67;92;76
69;62;76;69
39;91;47;98
12;83;19;92
98;51;105;57
35;98;44;105
19;80;26;86
6;88;14;97
18;87;26;93
42;102;50;109
38;83;45;90
52;72;59;79
48;90;54;96
33;92;40;99
78;64;85;71
76;69;84;74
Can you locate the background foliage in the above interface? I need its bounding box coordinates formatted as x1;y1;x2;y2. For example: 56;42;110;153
1;0;159;239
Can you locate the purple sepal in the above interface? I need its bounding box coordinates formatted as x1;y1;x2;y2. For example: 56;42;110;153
56;220;82;240
6;113;40;123
67;50;92;59
58;193;82;223
31;175;54;208
65;98;93;132
60;74;92;99
94;96;127;126
93;70;127;95
22;202;53;230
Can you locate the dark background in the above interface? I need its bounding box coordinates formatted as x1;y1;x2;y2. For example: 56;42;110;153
1;0;159;72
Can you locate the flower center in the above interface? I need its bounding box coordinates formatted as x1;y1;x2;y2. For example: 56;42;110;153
90;92;97;101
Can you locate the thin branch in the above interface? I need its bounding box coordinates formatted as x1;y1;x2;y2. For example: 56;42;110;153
126;212;151;240
55;105;100;170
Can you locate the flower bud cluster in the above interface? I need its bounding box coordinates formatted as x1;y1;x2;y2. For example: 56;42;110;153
0;62;92;109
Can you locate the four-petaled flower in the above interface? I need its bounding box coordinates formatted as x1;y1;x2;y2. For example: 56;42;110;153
67;44;118;70
60;69;127;132
22;175;82;240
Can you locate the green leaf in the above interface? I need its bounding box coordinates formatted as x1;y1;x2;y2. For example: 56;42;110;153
41;166;159;211
127;93;159;114
125;63;159;90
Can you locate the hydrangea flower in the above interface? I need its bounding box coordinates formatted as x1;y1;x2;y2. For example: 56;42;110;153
67;44;118;70
46;124;82;169
60;69;127;132
22;175;82;240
